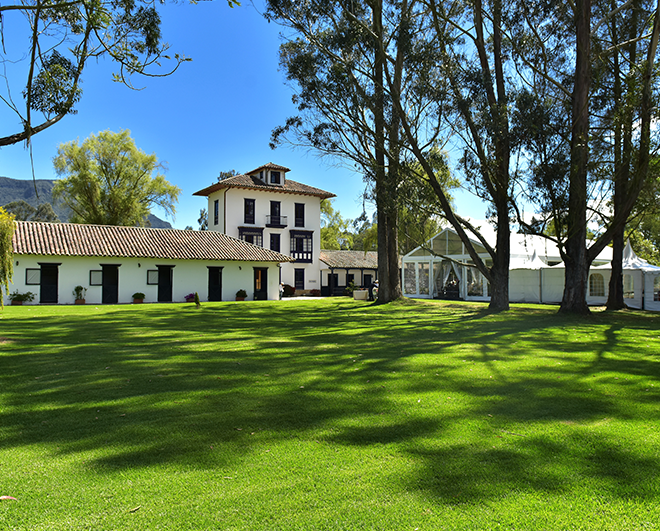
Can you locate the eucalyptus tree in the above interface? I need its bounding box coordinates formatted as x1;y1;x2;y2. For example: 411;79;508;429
265;0;405;302
394;0;521;311
590;0;660;309
0;0;238;148
508;0;660;312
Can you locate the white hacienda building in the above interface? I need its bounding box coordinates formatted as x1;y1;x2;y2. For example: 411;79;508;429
5;221;293;305
194;163;335;293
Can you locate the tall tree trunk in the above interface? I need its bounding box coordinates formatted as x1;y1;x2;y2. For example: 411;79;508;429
489;196;510;311
606;0;636;310
560;0;591;314
607;226;626;308
372;0;396;303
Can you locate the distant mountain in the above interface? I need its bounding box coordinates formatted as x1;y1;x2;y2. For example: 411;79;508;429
0;176;172;228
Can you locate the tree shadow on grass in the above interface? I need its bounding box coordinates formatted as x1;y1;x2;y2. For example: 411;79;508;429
1;299;659;505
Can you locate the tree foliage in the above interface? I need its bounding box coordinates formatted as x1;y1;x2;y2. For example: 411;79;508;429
398;148;457;255
0;207;16;308
320;199;354;250
268;0;660;312
2;200;60;223
198;208;209;231
218;169;240;181
0;0;239;147
52;129;180;226
509;0;660;312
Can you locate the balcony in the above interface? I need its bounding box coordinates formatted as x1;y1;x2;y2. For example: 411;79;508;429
290;250;313;263
266;215;288;228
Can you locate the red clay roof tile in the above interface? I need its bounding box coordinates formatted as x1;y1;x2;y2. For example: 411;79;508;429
13;221;294;263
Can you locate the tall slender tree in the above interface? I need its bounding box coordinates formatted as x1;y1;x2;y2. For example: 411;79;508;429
266;0;404;302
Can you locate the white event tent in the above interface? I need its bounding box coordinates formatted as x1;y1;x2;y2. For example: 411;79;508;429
402;226;660;310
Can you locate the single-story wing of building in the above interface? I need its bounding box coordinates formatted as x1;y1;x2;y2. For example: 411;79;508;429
320;250;379;296
402;226;660;310
5;221;294;305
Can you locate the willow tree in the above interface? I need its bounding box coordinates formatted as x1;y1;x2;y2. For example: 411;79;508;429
0;208;16;308
53;130;180;227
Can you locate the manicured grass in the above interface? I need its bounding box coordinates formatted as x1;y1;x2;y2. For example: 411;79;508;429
1;298;659;530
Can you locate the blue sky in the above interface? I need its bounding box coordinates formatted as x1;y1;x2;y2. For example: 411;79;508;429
1;0;485;230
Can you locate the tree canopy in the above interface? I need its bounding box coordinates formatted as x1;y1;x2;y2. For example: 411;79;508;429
2;200;59;223
268;0;660;313
321;199;354;250
0;0;238;147
52;129;180;226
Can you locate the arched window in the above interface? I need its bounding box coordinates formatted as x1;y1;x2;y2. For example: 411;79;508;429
623;274;634;299
589;273;605;297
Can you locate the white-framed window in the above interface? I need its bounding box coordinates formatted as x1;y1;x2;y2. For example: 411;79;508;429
589;273;605;297
147;270;159;285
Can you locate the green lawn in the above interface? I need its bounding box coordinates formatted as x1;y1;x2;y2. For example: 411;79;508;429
1;298;659;530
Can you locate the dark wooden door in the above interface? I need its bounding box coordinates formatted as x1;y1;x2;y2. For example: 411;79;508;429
208;267;223;301
157;266;174;302
295;268;305;290
40;264;59;303
102;265;119;304
329;273;338;295
254;268;268;300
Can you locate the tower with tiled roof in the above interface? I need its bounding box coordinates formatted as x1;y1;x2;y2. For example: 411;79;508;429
194;164;335;293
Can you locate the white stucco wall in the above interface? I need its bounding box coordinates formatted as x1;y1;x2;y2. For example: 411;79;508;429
206;185;323;290
4;255;282;305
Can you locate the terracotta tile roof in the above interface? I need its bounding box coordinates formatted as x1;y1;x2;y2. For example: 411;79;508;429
320;250;379;269
193;174;335;199
246;162;291;174
12;221;294;263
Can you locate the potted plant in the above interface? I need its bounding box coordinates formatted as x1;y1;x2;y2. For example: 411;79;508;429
8;291;35;306
132;292;145;304
184;293;195;303
72;285;87;304
235;289;247;301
